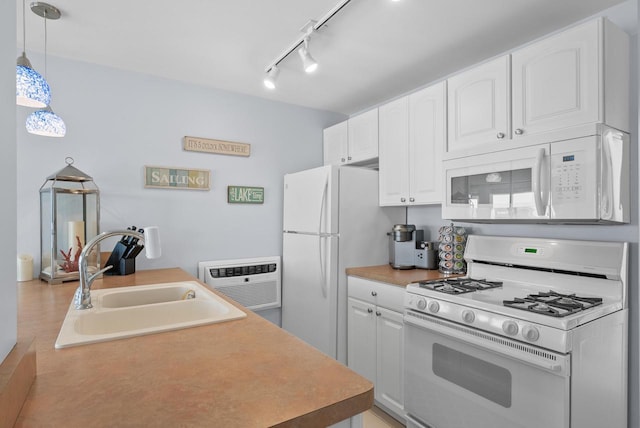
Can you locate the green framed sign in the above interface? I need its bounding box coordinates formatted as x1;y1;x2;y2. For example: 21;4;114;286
228;186;264;204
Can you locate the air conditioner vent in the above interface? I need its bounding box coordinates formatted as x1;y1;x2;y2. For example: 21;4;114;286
198;256;281;311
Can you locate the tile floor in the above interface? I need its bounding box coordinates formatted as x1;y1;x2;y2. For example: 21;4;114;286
363;406;405;428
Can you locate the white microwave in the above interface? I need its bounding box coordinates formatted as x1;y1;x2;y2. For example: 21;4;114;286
442;127;629;223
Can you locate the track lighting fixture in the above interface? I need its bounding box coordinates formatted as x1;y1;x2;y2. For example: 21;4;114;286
263;66;280;89
298;39;318;73
262;0;354;89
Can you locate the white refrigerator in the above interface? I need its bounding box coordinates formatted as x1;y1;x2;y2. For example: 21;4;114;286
282;165;404;363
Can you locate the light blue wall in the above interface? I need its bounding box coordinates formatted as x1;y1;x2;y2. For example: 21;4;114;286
0;0;17;361
15;57;346;278
408;2;639;426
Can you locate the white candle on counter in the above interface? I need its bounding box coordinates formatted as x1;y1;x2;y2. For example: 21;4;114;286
68;221;85;257
17;254;33;281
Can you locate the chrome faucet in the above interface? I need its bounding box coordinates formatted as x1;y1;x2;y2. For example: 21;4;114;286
74;228;161;310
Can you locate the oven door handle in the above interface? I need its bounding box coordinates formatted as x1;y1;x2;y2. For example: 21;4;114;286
404;312;569;376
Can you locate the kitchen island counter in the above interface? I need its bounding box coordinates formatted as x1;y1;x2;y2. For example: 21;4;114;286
14;268;373;427
346;264;461;287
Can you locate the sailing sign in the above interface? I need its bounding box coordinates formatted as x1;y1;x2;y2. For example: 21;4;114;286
144;166;210;190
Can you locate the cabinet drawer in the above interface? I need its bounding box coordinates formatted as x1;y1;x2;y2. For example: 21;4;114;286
376;285;405;313
348;276;406;312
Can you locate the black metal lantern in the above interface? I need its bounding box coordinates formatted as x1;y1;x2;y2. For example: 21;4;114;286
40;157;100;283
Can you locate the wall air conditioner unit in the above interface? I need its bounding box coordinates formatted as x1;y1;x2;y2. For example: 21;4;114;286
197;256;281;312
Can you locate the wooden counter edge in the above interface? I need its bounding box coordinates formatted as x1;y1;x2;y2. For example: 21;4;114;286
346;264;462;287
274;388;373;428
0;338;36;428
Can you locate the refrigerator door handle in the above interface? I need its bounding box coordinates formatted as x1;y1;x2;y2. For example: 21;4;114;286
318;175;329;235
319;236;327;298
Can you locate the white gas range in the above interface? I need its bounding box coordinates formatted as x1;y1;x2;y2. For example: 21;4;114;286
403;235;628;428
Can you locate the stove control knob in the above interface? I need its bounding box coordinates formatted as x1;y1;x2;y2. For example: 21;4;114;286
428;301;440;313
522;325;540;342
502;320;519;336
461;310;475;323
416;298;427;310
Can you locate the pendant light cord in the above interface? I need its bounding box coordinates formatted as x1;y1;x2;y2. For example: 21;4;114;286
22;0;26;53
44;8;48;78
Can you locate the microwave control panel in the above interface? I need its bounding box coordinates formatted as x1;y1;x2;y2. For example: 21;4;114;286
552;153;585;202
549;137;598;218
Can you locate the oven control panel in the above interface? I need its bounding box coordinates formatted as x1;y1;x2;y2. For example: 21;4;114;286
404;290;571;353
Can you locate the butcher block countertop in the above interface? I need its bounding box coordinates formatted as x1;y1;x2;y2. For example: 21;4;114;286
346;264;461;287
14;268;373;427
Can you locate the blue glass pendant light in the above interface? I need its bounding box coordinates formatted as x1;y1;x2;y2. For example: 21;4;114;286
16;54;51;108
16;1;52;108
26;106;66;137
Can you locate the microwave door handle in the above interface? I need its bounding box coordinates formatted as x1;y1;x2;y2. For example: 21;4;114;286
602;134;614;219
603;131;624;219
532;148;547;216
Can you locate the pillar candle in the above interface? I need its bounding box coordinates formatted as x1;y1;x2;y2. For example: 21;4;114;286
17;254;33;282
68;221;85;258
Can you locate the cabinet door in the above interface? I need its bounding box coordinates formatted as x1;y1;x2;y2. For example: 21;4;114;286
409;81;446;204
512;19;599;139
323;121;348;165
347;297;376;384
376;307;404;419
348;109;379;164
379;97;410;206
447;55;510;153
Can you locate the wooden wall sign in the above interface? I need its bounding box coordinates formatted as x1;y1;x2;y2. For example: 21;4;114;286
144;166;210;190
183;136;251;157
228;186;264;204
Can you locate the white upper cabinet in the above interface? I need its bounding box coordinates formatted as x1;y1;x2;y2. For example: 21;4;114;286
379;96;410;205
511;18;629;139
323;109;379;166
446;18;629;159
379;82;446;206
348;108;379;164
409;82;446;204
447;55;510;154
323;121;348;166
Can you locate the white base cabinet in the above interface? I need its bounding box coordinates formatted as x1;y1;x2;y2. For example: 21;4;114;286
347;277;405;423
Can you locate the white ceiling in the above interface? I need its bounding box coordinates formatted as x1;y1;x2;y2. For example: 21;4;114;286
17;0;629;115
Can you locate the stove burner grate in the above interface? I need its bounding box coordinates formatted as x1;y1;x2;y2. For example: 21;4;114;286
418;277;503;295
503;291;603;317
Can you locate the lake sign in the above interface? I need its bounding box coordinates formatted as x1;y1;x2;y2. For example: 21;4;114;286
228;186;264;204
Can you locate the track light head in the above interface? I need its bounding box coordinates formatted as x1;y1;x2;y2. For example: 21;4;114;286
263;66;280;89
298;39;318;73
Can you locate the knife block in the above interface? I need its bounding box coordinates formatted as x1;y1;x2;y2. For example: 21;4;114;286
104;241;138;276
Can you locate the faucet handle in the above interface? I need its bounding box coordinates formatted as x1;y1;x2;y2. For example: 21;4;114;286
88;265;114;283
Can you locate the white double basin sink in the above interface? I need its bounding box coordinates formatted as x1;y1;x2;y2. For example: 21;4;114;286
55;281;246;349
